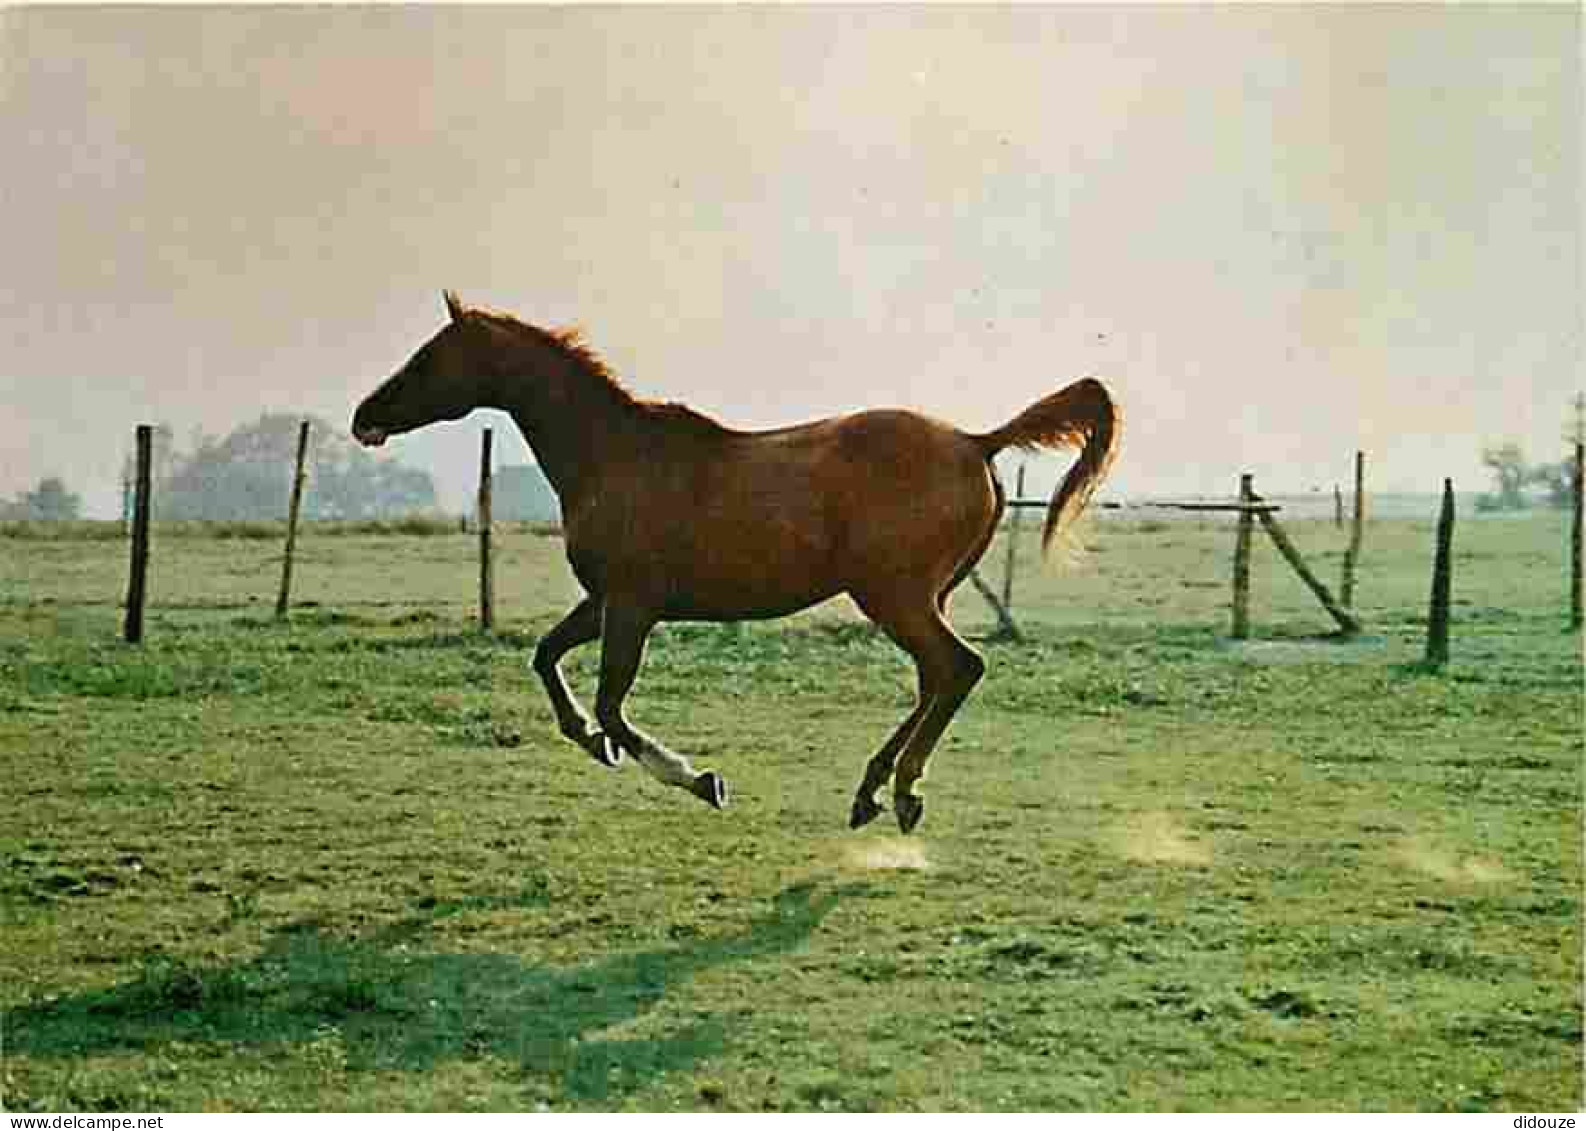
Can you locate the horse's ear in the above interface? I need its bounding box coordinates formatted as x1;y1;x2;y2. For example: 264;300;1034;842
443;290;466;322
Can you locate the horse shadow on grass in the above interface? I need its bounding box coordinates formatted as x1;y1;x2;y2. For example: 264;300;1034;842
9;882;858;1105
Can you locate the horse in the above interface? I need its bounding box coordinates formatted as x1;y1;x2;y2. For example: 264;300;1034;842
352;292;1120;833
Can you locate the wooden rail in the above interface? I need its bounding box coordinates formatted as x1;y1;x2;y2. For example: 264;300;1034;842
1013;499;1282;513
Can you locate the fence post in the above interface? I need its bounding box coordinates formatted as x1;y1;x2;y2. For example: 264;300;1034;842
1254;504;1361;637
969;570;1021;641
478;427;495;633
1333;484;1344;529
124;425;153;644
1341;450;1365;608
1001;463;1026;611
1571;441;1582;632
1425;478;1455;668
275;420;310;621
1231;473;1254;640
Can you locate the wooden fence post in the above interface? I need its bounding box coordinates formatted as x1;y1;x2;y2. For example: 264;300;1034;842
1255;505;1361;637
1571;441;1582;632
1341;450;1365;608
478;427;495;632
969;571;1021;641
124;425;153;644
1425;478;1455;668
275;420;310;621
1001;463;1026;611
1231;473;1254;640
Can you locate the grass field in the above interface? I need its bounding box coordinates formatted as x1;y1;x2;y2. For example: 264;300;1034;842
2;511;1581;1111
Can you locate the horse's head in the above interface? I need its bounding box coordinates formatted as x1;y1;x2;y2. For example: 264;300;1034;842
352;291;502;447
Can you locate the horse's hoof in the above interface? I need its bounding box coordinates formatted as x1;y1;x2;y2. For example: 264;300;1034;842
693;771;728;810
586;734;621;768
849;794;885;830
895;793;924;834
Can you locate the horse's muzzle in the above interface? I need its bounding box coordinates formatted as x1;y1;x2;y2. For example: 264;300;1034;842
353;426;388;448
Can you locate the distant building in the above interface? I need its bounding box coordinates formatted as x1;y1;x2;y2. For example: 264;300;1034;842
495;463;560;522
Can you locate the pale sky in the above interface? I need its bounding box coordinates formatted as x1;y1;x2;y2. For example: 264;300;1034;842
2;3;1580;516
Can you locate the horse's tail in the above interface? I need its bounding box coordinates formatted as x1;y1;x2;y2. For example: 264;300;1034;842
975;377;1121;556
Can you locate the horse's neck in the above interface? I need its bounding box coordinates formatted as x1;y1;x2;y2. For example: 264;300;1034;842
509;412;592;502
502;375;637;505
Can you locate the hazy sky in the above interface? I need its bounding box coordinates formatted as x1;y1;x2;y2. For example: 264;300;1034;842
2;3;1580;515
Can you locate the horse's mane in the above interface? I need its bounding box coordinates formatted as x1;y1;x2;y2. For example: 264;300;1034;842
475;308;729;436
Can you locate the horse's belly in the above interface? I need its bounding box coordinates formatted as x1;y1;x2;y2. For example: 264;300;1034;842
661;586;839;622
657;512;843;620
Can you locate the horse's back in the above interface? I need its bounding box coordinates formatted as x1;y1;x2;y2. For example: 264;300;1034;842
724;407;993;520
569;407;1000;618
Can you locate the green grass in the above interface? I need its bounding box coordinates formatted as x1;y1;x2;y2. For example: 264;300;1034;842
1;513;1580;1110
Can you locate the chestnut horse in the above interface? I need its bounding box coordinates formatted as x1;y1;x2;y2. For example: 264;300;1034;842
353;292;1120;833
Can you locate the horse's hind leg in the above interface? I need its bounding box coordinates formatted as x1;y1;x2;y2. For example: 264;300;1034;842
533;596;619;767
857;591;985;833
849;695;926;828
849;564;995;829
892;626;983;833
594;601;727;810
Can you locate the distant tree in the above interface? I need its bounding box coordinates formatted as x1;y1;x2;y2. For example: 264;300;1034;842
312;448;438;519
1529;453;1581;510
1480;442;1531;511
160;413;437;520
5;476;82;521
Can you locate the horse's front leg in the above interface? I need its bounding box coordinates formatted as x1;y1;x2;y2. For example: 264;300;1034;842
533;596;619;767
595;601;727;810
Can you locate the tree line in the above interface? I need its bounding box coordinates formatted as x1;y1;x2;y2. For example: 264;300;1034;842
1479;442;1580;513
2;414;437;521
